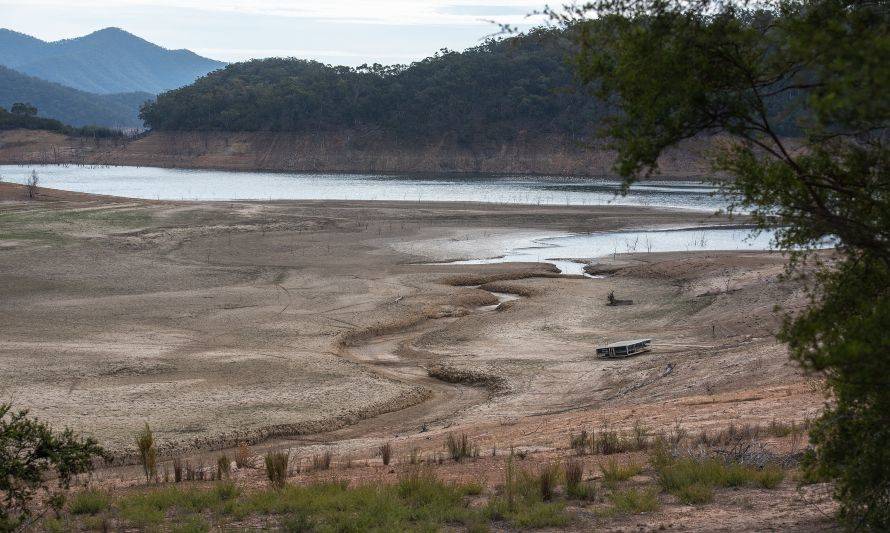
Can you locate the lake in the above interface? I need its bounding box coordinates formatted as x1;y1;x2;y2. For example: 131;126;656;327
0;164;726;211
1;165;785;272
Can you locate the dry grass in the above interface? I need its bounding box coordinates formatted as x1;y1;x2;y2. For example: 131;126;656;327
570;423;652;456
235;442;252;469
600;459;644;486
217;455;231;480
379;442;393;466
444;433;479;462
312;450;333;471
264;451;289;489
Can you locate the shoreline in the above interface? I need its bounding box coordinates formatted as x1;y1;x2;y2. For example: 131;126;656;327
0;128;721;179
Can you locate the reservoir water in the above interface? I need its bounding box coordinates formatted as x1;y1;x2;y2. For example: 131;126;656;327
0;165;724;211
442;226;777;275
1;165;789;272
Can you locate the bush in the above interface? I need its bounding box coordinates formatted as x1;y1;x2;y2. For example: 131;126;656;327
312;450;332;471
564;459;583;490
538;463;561;501
675;482;713;505
654;450;785;502
235;442;252;469
600;459;643;486
379;442;392;466
136;423;157;483
0;404;106;529
217;455;231;480
608;487;660;514
265;452;289;489
445;433;478;462
173;458;183;483
69;489;111;515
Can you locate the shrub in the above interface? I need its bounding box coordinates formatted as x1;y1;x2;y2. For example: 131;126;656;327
0;404;106;529
136;423;157;484
265;451;289;489
69;489;110;515
564;459;583;490
379;442;392;466
608;487;660;514
235;443;252;468
600;459;643;486
538;463;561;501
445;433;478;462
654;452;785;500
212;481;240;502
173;458;183;483
676;482;713;504
217;455;231;480
570;430;592;455
312;450;332;471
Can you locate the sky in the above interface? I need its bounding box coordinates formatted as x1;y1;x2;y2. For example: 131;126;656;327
0;1;550;66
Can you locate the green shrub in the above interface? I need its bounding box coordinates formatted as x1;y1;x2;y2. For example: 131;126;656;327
136;423;157;484
265;451;289;489
675;482;713;504
600;459;643;486
0;404;106;529
608;487;660;514
654;452;785;501
69;489;110;515
538;463;561;501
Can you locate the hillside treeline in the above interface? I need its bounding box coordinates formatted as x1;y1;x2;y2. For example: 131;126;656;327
0;104;124;137
139;29;606;145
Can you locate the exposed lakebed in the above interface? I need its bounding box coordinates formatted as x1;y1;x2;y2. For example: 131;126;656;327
1;165;783;272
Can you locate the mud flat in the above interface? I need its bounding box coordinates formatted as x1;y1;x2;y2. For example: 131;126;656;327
0;182;833;529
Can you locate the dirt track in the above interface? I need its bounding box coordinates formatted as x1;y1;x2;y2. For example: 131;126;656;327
0;182;833;530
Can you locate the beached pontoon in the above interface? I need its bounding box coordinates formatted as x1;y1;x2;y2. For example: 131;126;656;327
596;338;652;358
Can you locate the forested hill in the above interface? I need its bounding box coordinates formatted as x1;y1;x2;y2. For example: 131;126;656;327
0;65;151;128
140;29;606;145
0;27;225;95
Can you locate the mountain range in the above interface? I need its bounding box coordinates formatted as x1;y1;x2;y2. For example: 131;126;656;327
0;27;225;94
0;66;151;128
0;27;225;128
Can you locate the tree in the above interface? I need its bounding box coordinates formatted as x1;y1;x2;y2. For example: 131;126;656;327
9;103;37;117
25;171;39;200
0;404;107;530
559;0;888;529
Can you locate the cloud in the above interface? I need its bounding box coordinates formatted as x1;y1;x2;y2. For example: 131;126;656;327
6;0;548;26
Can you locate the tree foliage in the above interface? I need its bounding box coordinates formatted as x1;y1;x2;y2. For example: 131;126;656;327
0;105;125;138
140;29;607;145
0;404;107;531
564;0;888;528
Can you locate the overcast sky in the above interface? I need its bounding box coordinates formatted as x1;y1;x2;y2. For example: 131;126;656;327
1;1;550;66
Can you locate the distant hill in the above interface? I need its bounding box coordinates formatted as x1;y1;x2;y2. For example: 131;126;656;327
0;65;151;128
0;27;225;94
141;29;605;144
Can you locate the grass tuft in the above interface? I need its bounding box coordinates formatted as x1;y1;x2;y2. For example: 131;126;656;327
608;487;660;514
445;433;478;462
379;441;393;466
265;451;289;489
69;489;110;516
